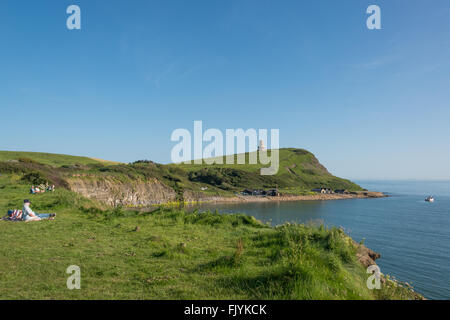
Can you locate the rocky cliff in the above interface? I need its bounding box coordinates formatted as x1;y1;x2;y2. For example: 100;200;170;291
67;177;178;206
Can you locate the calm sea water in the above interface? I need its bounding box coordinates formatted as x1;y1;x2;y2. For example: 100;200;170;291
189;181;450;300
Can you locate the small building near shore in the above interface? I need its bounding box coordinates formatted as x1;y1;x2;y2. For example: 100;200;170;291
267;189;280;197
241;189;253;196
334;189;349;194
252;189;266;196
312;188;334;194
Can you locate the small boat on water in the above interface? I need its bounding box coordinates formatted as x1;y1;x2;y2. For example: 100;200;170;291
425;196;435;202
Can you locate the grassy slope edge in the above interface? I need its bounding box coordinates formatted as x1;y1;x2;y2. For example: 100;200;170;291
0;151;118;167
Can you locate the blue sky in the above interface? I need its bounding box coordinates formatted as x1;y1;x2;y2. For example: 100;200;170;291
1;0;450;180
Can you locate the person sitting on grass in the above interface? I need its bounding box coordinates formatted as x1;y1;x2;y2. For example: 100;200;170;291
34;186;43;194
22;199;56;222
30;185;47;194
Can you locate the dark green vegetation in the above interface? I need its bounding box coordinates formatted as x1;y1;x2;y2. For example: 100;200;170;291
0;149;362;199
177;148;362;194
0;174;419;299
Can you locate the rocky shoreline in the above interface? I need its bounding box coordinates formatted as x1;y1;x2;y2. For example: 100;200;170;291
192;191;386;204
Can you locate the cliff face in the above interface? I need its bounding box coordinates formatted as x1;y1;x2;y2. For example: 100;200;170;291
67;177;177;206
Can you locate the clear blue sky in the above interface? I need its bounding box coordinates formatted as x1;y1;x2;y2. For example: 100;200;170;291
1;0;450;180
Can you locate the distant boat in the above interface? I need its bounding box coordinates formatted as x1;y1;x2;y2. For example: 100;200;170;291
425;196;435;202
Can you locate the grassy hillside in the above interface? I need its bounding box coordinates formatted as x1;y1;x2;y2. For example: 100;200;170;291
0;148;362;198
173;148;363;193
0;151;118;167
0;174;419;300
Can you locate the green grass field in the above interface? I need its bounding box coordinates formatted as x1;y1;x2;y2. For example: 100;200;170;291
0;151;117;167
0;174;420;300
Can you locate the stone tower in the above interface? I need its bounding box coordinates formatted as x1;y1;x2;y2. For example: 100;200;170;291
258;140;266;151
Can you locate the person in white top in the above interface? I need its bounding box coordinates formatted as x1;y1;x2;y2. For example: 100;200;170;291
22;200;55;222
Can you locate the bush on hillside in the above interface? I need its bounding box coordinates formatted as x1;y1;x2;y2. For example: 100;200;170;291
21;172;48;185
188;167;278;190
131;160;154;165
18;157;38;164
0;162;28;174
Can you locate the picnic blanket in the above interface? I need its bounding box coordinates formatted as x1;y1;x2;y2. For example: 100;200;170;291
3;209;23;221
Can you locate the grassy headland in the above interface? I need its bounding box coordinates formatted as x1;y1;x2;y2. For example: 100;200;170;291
173;148;363;193
0;149;364;207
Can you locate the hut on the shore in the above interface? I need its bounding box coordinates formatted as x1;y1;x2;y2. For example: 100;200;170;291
312;188;334;194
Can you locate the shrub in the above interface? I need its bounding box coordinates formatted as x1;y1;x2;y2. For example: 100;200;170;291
21;172;48;185
188;168;225;186
131;160;154;165
0;162;28;174
18;158;38;164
